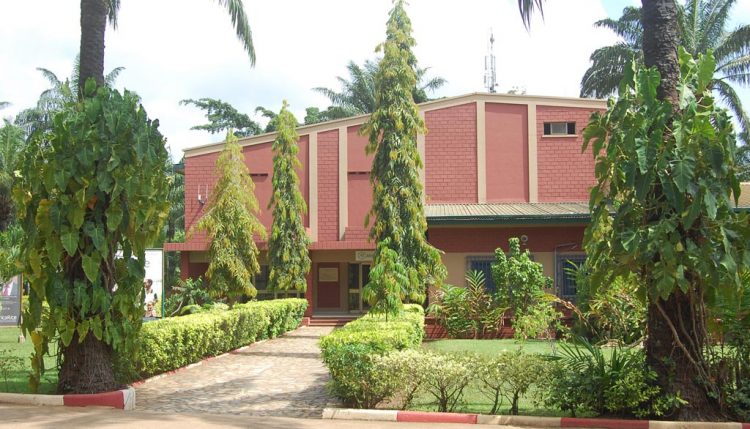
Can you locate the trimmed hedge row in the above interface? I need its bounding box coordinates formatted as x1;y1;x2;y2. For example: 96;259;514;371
320;304;425;408
132;298;307;379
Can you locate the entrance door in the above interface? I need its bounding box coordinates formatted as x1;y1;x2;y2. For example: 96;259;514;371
317;263;340;309
347;263;371;312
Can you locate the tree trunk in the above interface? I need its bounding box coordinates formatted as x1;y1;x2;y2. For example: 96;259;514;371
641;0;680;106
57;332;119;394
646;290;722;420
640;0;725;419
78;0;108;95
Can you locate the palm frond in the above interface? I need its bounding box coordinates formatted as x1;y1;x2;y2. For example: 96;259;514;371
696;0;735;54
580;43;639;98
593;6;642;46
713;78;749;140
107;0;121;28
215;0;255;66
35;67;61;87
104;66;125;86
714;24;750;65
718;55;750;86
517;0;544;30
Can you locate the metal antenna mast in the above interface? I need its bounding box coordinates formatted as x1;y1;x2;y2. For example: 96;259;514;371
484;30;497;93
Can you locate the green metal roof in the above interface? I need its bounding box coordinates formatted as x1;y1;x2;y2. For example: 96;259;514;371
425;202;591;225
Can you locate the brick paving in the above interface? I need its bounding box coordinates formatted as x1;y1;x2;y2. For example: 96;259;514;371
134;326;339;418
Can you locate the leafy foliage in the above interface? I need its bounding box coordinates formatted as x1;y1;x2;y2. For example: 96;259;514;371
313;58;446;117
583;50;750;415
580;0;750;141
0;349;25;391
267;101;310;292
189;131;265;303
130;298;306;380
0;120;25;230
543;339;675;418
15;83;169;392
427;270;507;339
163;276;213;317
0;225;23;282
472;349;548;415
320;304;425;408
361;0;446;317
492;237;558;339
180;98;262;137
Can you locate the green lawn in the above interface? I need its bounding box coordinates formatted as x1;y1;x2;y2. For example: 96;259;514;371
422;338;560;356
0;327;57;394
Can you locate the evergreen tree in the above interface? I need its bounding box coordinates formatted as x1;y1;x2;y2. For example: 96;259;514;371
267;101;310;292
190;131;265;304
361;0;446;318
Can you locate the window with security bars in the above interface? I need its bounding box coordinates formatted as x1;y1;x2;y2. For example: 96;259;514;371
556;254;586;302
255;265;303;300
467;257;497;293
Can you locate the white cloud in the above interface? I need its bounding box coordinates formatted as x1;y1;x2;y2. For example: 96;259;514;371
1;0;619;157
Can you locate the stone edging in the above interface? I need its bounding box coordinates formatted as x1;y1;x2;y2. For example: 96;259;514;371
0;387;135;410
322;408;750;428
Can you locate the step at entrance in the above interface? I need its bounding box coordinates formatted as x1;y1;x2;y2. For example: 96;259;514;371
307;315;359;327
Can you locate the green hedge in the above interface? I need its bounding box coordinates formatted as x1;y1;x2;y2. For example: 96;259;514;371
132;298;307;379
320;304;425;408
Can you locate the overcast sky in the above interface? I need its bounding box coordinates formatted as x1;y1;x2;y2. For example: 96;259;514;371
1;0;749;158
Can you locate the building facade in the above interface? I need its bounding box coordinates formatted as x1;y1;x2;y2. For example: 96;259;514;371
166;92;607;316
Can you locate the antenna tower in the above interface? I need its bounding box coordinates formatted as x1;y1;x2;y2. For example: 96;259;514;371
484;30;497;93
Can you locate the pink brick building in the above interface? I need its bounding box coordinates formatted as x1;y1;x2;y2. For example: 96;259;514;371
166;92;607;316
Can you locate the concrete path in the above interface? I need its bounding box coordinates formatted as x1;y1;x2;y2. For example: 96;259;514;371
135;326;339;418
0;404;521;429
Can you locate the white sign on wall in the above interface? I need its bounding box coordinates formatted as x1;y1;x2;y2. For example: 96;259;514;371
355;251;374;262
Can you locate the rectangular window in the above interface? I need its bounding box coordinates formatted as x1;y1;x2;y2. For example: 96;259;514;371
466;256;496;293
254;266;303;300
556;254;586;302
543;121;576;136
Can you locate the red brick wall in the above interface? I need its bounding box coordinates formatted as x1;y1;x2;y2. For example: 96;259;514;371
318;130;339;241
536;106;600;202
429;225;586;253
425;103;477;203
184;151;219;246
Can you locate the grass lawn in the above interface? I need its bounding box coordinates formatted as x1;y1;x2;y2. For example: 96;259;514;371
0;327;57;394
422;338;560;356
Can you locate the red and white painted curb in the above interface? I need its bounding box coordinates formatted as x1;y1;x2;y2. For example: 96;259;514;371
322;408;750;428
0;387;135;410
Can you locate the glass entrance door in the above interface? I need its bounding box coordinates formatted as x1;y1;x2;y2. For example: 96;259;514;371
347;263;371;312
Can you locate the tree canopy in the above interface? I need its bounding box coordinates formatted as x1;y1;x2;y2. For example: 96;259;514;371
361;0;446;318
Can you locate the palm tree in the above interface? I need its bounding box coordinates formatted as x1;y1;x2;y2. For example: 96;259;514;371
580;0;749;136
15;64;124;137
0;119;25;230
78;0;254;94
313;58;447;115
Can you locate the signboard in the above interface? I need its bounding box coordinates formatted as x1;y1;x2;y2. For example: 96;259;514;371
318;267;339;282
0;275;22;326
355;251;374;262
144;249;164;318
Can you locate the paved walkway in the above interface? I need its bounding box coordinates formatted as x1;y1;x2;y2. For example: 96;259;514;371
135;326;339;418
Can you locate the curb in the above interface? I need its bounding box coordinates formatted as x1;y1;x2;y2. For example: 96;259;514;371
0;387;135;410
322;409;750;428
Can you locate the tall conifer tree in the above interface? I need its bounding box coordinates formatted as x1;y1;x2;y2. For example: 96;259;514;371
268;101;310;292
190;131;265;303
361;0;446;317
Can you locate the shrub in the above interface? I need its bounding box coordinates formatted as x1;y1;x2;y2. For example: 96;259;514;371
320;305;424;408
128;298;306;380
372;349;431;410
472;349;549;415
164;277;213;317
428;271;507;339
421;351;473;412
543;338;674;418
